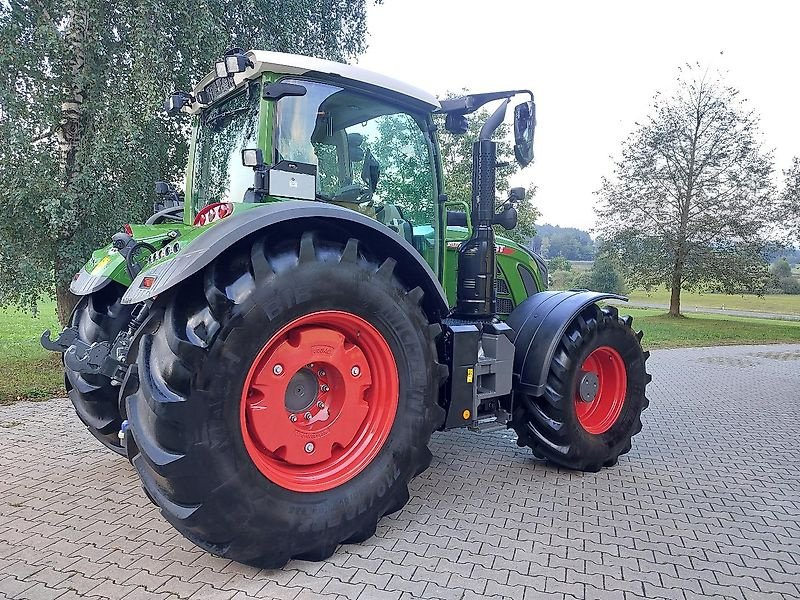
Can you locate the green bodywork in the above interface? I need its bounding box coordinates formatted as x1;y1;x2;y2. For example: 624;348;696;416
79;71;546;315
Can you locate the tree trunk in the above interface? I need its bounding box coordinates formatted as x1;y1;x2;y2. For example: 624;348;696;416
52;5;88;328
56;279;79;327
668;282;681;317
668;258;683;317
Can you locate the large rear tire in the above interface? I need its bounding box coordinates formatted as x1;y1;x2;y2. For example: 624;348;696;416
510;304;650;471
66;283;133;455
124;230;446;566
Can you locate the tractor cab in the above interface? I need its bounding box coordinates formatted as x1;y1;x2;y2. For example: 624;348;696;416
179;50;443;270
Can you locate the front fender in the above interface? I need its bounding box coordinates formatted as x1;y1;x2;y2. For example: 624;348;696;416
121;201;450;320
507;290;627;396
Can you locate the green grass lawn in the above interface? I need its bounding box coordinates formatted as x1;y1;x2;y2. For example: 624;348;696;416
627;288;800;315
0;300;64;405
1;300;800;404
619;307;800;349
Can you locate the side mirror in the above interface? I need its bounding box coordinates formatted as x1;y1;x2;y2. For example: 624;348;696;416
163;91;192;116
513;101;536;167
508;187;525;203
241;148;264;168
445;113;469;135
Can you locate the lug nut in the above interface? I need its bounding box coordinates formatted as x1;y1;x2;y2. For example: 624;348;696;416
304;412;312;420
351;365;361;377
317;369;326;377
289;414;297;423
273;364;284;375
306;363;314;368
320;384;329;393
304;442;315;453
316;401;325;409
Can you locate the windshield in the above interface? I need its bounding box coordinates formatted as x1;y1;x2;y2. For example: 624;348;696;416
275;79;439;270
192;89;259;209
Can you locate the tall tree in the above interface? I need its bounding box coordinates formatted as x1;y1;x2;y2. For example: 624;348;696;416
781;157;800;243
0;0;373;324
596;65;776;316
436;99;539;245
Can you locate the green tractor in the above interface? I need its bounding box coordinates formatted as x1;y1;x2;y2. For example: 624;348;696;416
42;49;650;566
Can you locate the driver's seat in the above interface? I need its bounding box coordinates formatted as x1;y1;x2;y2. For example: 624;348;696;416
376;202;413;245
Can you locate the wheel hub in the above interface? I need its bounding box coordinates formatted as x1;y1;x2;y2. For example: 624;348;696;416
577;370;599;402
574;346;627;434
240;311;399;492
284;368;318;413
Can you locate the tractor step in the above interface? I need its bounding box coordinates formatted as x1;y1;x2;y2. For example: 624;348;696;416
468;409;512;433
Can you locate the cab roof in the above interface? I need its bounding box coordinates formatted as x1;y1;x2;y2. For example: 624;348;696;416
190;50;440;111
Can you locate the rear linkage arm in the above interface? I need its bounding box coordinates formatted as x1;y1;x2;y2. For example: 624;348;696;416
41;301;151;385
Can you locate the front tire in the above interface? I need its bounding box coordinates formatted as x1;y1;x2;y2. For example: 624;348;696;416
124;230;445;566
510;304;650;471
66;283;133;455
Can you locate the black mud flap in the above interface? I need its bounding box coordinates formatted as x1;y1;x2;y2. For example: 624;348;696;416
507;290;626;396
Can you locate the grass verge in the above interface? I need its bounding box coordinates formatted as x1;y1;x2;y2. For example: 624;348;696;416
0;301;64;405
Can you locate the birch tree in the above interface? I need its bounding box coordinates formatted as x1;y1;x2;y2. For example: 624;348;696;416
0;0;374;323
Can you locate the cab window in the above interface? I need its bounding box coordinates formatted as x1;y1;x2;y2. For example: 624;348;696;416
275;79;438;270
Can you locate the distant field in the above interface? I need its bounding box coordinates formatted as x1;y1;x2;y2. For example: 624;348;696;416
0;300;63;404
628;288;799;315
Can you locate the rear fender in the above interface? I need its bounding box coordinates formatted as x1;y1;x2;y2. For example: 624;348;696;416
70;224;192;296
507;290;626;396
69;245;129;296
121;200;449;320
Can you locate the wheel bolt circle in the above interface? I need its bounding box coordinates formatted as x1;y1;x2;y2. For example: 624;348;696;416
304;442;314;453
351;365;361;377
273;364;284;375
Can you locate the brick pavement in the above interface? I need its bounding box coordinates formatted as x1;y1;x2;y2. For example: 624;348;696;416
0;343;798;600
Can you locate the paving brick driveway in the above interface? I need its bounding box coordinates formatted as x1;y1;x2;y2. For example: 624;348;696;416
1;343;799;600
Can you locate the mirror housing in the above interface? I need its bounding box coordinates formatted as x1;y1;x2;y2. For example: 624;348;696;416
445;113;469;135
508;187;525;203
241;148;264;168
163;91;192;116
513;101;536;167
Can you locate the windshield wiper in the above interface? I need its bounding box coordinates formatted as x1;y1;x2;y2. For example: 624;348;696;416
205;107;249;129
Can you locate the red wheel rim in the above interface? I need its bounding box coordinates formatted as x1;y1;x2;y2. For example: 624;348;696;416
574;346;627;434
240;311;398;492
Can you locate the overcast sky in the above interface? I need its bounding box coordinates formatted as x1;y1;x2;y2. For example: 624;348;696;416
356;0;800;231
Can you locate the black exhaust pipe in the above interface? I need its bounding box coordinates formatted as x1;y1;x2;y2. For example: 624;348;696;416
455;99;509;318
